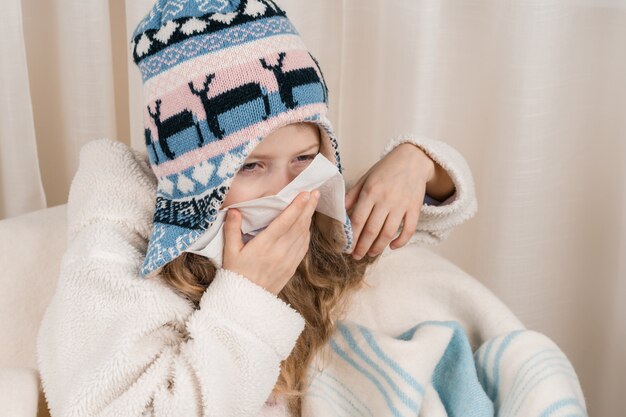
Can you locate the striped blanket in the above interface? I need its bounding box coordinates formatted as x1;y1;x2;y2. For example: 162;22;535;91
302;320;587;417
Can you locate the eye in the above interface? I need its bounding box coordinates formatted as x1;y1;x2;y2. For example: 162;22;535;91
295;152;319;163
239;162;259;172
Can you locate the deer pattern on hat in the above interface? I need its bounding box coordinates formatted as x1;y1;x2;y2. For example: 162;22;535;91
131;0;351;279
144;51;329;165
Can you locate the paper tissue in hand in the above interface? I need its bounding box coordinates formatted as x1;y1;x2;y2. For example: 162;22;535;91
184;153;348;268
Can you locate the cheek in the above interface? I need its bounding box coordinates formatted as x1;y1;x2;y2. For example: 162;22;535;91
319;142;335;164
222;186;239;208
222;177;253;207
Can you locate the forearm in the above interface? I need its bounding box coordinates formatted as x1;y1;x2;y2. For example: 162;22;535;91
396;143;456;201
425;159;456;201
37;224;305;416
379;134;478;245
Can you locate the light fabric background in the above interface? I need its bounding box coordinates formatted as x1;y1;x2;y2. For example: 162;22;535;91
0;0;624;416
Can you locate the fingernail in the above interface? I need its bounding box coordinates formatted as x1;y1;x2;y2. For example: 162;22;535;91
303;192;311;201
312;190;320;199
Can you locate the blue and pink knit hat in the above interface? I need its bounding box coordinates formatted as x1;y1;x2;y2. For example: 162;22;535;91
130;0;353;279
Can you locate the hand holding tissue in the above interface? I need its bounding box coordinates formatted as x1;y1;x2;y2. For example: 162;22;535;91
184;153;349;268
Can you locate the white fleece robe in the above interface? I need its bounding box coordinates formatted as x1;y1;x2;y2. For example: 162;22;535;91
36;134;479;417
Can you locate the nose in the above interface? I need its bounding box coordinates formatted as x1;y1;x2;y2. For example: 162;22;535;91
262;166;300;197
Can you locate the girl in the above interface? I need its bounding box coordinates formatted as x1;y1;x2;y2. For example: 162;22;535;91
36;1;476;416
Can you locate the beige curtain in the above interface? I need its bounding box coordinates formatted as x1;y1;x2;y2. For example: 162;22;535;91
2;0;624;415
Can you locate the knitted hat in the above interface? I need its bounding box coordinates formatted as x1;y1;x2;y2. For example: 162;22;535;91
130;0;353;279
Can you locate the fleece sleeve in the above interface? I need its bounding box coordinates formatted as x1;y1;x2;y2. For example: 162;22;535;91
36;138;305;417
380;134;478;245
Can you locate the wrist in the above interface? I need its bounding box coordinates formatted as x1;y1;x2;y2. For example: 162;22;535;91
395;142;455;201
426;163;455;200
396;143;435;182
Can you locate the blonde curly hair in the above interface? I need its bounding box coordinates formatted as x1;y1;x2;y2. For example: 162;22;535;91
161;210;381;416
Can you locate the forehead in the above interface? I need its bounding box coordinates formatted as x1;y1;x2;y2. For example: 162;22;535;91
249;123;321;157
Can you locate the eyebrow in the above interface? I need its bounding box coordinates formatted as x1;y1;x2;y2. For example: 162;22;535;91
248;143;320;160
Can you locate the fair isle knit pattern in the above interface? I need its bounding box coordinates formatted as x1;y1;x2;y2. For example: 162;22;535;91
130;0;353;279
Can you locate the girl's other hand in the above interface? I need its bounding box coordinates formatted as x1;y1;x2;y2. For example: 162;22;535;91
222;189;320;295
344;143;445;260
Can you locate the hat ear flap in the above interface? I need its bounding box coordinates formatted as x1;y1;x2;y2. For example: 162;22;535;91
317;127;335;164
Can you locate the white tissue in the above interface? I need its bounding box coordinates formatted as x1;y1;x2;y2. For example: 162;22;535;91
184;153;347;268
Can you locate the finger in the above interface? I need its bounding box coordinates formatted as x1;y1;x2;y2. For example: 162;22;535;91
283;188;319;247
223;209;244;256
367;209;406;256
301;188;320;218
262;191;311;241
351;204;389;260
390;207;420;249
304;188;320;223
281;209;312;266
346;185;375;253
288;226;311;266
345;177;364;212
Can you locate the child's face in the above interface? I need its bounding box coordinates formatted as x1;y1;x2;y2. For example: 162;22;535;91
221;122;321;208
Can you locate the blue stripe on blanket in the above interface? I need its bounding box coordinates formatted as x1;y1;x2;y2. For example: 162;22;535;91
427;322;494;416
307;387;359;416
474;331;588;417
309;373;374;417
397;321;494;415
538;397;587;417
476;336;496;392
306;322;587;417
329;321;493;416
506;349;574;414
329;338;406;417
358;325;426;396
488;331;524;402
